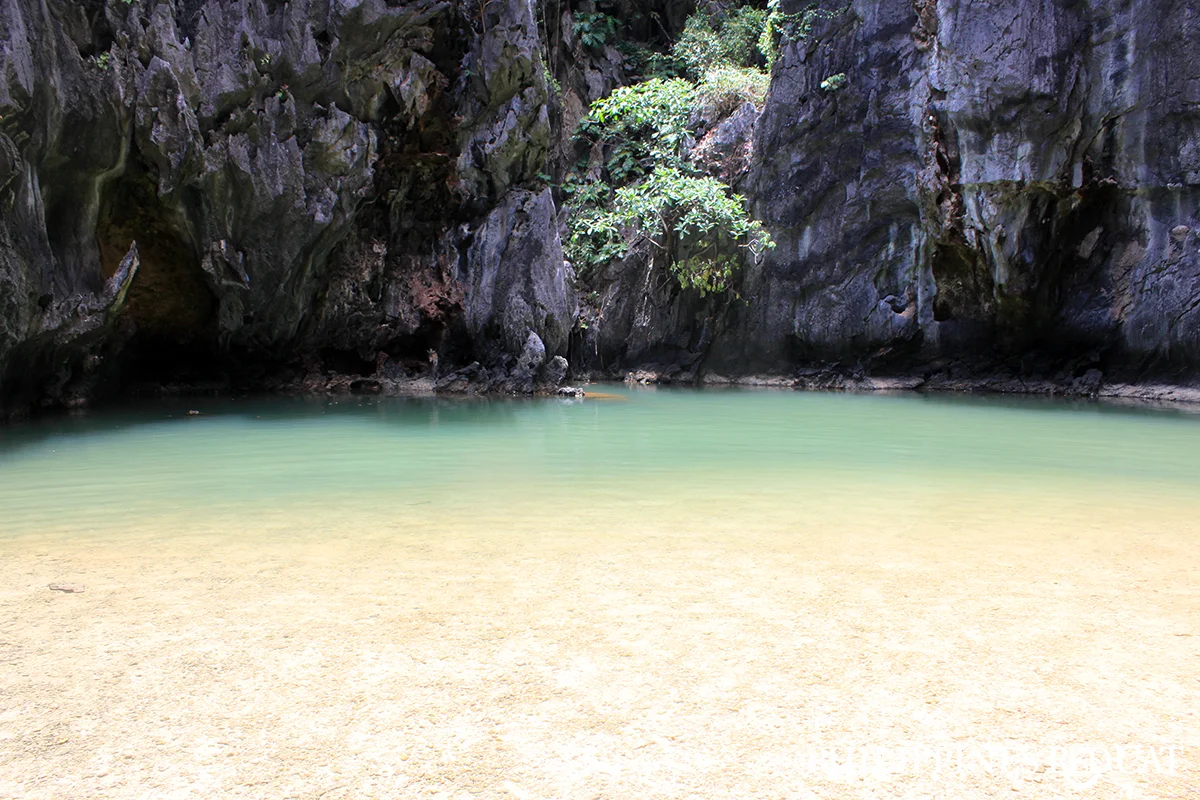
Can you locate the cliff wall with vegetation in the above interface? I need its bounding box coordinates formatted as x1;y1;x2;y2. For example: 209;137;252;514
1;0;1198;414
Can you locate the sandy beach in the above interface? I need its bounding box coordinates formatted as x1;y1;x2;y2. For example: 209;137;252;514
2;481;1196;799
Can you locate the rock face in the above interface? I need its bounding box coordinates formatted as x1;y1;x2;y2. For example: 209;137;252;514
583;0;1200;388
3;0;1200;414
733;0;1200;382
0;0;572;414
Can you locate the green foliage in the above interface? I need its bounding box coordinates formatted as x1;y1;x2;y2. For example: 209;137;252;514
721;6;770;67
614;41;683;81
578;78;696;172
585;79;695;140
564;205;626;277
572;12;618;52
610;168;766;255
820;72;847;92
562;4;777;294
540;60;561;97
562;180;611;208
606;167;774;294
564;162;774;294
672;16;720;79
759;1;845;70
565;168;773;294
96;52;111;70
695;66;771;119
673;6;768;79
562;177;624;277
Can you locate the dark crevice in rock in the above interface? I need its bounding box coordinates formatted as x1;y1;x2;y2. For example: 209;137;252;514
95;154;221;392
174;0;206;42
931;235;992;325
71;0;115;59
318;348;377;377
98;172;212;346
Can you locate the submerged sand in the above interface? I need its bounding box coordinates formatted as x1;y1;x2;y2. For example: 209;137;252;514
1;481;1196;799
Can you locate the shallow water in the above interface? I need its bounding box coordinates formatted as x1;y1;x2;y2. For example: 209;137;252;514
1;388;1198;798
3;388;1199;537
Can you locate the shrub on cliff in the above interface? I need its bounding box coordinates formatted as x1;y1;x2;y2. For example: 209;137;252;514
565;80;773;294
562;2;777;295
695;66;771;119
579;78;696;175
566;169;772;295
759;1;845;69
673;6;769;78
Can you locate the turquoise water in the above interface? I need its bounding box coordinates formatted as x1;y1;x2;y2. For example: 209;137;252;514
2;387;1199;539
3;387;1199;800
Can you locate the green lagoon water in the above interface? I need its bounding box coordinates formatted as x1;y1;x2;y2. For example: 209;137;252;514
3;387;1200;799
2;386;1199;542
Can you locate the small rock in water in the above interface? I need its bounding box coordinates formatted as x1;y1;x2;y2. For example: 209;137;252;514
555;386;585;398
48;582;85;593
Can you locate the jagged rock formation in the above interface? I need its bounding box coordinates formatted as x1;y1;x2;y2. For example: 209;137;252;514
3;0;1200;416
737;0;1200;380
0;0;572;414
582;0;1200;390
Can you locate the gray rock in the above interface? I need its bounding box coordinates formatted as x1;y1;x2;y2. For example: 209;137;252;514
6;0;1200;410
1072;368;1105;397
0;0;570;414
538;355;569;389
435;362;487;394
690;101;761;184
462;189;575;365
732;0;1200;378
514;331;546;376
580;0;1200;387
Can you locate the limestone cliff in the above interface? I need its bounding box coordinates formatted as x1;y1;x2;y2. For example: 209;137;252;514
582;0;1200;390
3;0;1200;415
0;0;573;414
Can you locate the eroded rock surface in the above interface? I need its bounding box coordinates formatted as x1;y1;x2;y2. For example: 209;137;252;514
0;0;568;415
4;0;1200;414
580;0;1200;391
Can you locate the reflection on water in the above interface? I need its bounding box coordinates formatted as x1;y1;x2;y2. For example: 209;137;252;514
2;387;1200;540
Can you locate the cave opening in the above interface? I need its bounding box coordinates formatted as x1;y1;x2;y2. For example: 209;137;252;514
96;163;224;392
